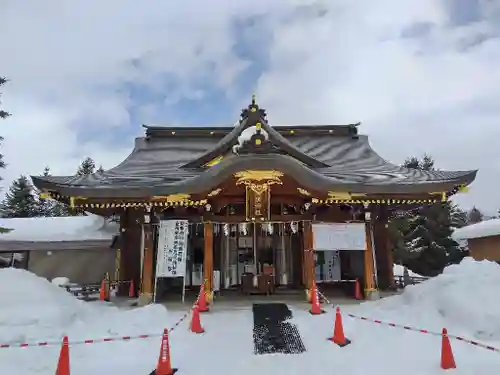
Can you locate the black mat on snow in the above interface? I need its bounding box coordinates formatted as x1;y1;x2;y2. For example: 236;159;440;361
252;303;306;355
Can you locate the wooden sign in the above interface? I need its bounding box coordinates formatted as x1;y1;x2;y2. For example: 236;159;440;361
245;184;271;221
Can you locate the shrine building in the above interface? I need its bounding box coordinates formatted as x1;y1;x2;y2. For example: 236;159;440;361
31;97;477;304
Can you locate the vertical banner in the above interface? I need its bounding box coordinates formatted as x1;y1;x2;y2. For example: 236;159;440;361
156;220;189;278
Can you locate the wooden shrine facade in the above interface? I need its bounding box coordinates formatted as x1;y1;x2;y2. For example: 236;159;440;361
32;96;477;304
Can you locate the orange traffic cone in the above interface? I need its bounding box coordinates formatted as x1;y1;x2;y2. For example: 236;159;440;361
309;281;325;315
190;304;205;334
198;284;209;313
129;279;135;298
55;336;70;375
99;280;106;301
328;307;351;347
155;329;178;375
354;279;363;300
441;328;456;370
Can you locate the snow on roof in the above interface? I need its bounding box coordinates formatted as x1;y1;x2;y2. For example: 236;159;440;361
0;215;118;242
452;218;500;240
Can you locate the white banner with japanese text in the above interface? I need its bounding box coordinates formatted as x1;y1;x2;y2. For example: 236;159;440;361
312;223;366;251
155;220;189;278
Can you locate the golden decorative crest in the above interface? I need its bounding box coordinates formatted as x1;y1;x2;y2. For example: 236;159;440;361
234;170;283;185
248;183;269;195
297;188;310;196
207;188;222;197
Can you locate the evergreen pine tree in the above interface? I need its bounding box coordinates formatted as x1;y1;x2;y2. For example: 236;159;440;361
0;77;9;120
76;157;96;176
36;167;69;217
468;206;483;224
0;176;39;218
69;157;96;216
0;77;10;184
36;167;54;216
391;155;466;276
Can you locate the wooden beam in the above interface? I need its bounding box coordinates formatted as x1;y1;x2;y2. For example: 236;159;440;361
203;222;214;293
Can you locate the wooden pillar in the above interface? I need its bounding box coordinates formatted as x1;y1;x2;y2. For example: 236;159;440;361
373;206;394;290
364;221;379;299
385;223;394;287
139;208;154;305
302;221;314;290
117;209;128;296
203;222;214;292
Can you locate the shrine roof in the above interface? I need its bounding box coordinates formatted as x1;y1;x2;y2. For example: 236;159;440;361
31;100;477;198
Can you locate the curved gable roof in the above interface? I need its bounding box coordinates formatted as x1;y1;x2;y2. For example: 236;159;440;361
180;104;331;169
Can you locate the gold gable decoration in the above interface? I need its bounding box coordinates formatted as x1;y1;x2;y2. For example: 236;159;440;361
234;170;283;186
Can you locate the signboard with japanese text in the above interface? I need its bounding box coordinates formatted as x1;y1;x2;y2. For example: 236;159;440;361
155;220;189;278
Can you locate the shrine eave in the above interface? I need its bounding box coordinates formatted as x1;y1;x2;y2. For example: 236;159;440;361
31;154;477;199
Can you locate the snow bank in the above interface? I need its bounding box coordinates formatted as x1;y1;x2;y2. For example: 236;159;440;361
0;268;169;344
51;277;70;287
359;257;500;340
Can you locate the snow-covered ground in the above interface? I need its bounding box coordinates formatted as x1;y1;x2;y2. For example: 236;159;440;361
1;258;500;374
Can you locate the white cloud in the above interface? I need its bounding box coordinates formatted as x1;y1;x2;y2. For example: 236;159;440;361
0;0;499;213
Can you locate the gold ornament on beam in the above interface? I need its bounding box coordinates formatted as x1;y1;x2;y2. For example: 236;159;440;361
39;191;52;200
297;188;311;196
69;196;88;208
204;155;223;168
151;193;191;202
208;188;222;197
327;191;366;200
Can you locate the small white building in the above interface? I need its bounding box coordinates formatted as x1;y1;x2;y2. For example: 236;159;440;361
0;215;119;284
452;219;500;262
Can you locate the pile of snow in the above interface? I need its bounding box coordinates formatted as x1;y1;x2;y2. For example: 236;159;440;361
359;258;500;341
0;268;175;375
393;264;422;277
51;277;70;287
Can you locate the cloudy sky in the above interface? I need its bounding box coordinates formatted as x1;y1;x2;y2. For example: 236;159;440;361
1;0;499;213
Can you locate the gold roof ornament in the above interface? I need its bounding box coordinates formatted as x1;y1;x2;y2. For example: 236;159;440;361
234;170;283;185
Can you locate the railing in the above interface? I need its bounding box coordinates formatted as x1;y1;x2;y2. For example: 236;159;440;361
394;275;429;289
61;283;101;301
59;280;129;301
